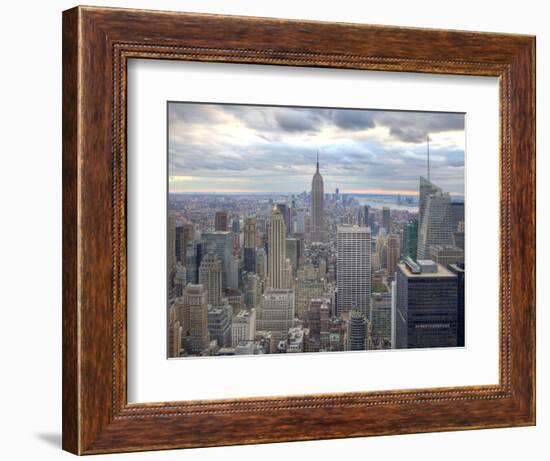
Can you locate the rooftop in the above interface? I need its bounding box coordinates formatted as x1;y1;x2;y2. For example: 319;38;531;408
337;224;371;233
398;260;455;278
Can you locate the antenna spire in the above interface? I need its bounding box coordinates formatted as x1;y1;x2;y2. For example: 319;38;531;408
316;150;320;173
426;134;430;181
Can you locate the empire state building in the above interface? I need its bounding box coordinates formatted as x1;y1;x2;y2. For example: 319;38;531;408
311;152;325;243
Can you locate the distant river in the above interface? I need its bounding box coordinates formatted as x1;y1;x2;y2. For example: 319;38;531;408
354;196;418;212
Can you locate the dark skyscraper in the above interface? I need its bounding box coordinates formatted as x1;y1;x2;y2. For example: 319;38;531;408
396;258;458;349
243;216;257;273
214;210;228;232
175;223;184;263
243;248;256;274
203;231;232;290
448;262;465;347
382;207;391;233
275;203;291;237
451;201;465;231
185;241;198;285
403;219;418;260
363;205;370;226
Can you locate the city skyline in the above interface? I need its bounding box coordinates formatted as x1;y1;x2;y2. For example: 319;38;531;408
169;102;465;195
167;102;465;359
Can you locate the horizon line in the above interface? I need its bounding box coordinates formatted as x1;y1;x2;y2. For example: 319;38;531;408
168;190;465;197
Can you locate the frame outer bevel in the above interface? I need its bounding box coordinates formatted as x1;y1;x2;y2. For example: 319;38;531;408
62;6;80;455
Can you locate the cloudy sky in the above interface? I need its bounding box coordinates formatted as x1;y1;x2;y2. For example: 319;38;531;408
168;102;465;195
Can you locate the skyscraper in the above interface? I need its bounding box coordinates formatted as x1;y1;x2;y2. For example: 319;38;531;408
348;310;368;351
244;273;261;309
386;233;401;278
244;216;257;248
376;233;388;271
208;303;232;348
453;227;465;250
395;258;458;349
256;288;295;342
362;205;370;227
418;176;441;228
243;217;257;274
168;215;177;275
214;210;228;231
417;189;454;259
198;253;222;307
275;203;291;237
448;262;465;347
203;231;232;289
285;237;300;274
256;247;267;281
176;222;194;264
267;207;288;289
227;257;240;291
294;209;306;234
403;219;418;260
182;284;210;355
429;244;464;268
185;240;204;285
370;292;392;349
336;225;372;316
311;153;325;243
232;309;257;347
175;223;185;263
173;263;187;298
382;207;391;233
295;264;324;320
451;201;465;232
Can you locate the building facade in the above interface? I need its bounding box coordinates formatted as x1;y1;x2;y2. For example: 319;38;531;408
203;231;232;290
256;288;295;342
429;244;465;268
311;153;325;243
198;253;223;307
214;210;228;231
182;284;210;355
267;208;288;289
417;188;454;260
386;233;401;278
231;308;257;347
395;259;458;349
337;225;372;316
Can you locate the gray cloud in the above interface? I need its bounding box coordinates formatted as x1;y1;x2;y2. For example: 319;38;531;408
273;109;322;132
375;111;465;143
330;109;376;131
168;102;465;194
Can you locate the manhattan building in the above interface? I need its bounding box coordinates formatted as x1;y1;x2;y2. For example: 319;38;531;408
417;177;454;260
198;253;223;307
181;284;210;355
395;258;458;349
202;231;232;290
310;153;325;243
267;208;290;289
243;216;257;273
256;288;295;342
336;225;372;317
348;310;368;351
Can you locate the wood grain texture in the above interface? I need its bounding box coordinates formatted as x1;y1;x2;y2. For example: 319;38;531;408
62;5;536;455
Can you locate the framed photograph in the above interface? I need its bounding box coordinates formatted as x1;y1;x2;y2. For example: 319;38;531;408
62;6;536;455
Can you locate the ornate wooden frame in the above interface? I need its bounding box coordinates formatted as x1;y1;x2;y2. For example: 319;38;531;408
62;5;536;455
